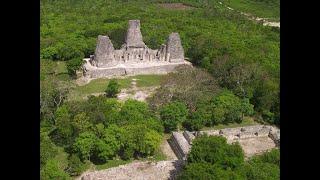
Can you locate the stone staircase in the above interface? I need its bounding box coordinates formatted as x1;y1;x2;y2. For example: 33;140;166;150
169;131;195;160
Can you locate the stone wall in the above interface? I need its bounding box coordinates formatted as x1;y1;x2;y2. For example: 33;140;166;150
83;59;191;79
199;125;279;143
170;125;280;160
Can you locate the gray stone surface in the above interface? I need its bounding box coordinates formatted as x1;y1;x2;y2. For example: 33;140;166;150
166;33;184;63
125;20;146;48
83;20;190;79
91;35;116;67
183;131;195;145
171;132;191;160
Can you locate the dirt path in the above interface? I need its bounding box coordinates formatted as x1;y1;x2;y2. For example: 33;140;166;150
218;1;280;28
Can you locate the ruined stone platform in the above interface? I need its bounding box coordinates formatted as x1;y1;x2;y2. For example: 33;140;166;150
170;125;280;160
83;58;191;79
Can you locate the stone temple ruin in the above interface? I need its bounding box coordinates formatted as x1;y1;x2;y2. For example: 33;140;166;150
82;20;191;79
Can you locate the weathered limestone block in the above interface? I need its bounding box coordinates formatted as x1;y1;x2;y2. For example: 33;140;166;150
269;129;280;146
125;20;146;48
171;132;190;160
166;33;184;62
93;35;116;67
183;131;195;145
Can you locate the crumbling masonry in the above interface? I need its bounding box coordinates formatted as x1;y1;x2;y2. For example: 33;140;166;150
82;20;191;79
170;125;280;160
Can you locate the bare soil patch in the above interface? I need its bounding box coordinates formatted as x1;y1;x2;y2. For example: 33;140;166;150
158;3;194;10
235;136;277;157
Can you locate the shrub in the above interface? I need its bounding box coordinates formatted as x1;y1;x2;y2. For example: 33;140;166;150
40;159;70;180
177;162;243;180
160;101;188;132
188;135;244;169
40;131;58;168
73;132;97;161
105;79;120;98
66;154;86;176
66;58;84;77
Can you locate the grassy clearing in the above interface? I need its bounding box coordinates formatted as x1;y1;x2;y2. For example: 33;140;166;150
54;61;71;81
201;116;259;131
134;75;164;87
68;75;165;101
221;0;280;20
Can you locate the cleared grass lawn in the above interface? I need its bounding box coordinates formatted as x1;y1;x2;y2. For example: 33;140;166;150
134;74;164;87
55;61;71;81
201;116;260;131
68;74;165;101
221;0;280;21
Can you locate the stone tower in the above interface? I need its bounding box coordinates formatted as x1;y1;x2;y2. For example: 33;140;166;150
166;33;184;62
125;20;146;48
92;35;116;67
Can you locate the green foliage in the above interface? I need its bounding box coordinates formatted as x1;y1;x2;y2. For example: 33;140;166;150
183;110;206;131
72;112;92;135
54;105;73;143
105;79;120;98
240;161;280;180
41;0;279;124
66;154;87;176
73;132;97;160
210;90;253;125
160;101;188;132
118;99;152;125
66;57;84;77
121;124;162;158
188;135;244;169
177;162;243;180
40;131;58;168
40;159;71;180
250;149;280;165
178;135;279;179
93;124;124;162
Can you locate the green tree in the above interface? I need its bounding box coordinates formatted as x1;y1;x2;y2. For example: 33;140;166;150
160;101;188;132
188;135;244;169
105;79;120;98
73;132;97;161
66;154;86;176
210;91;253;125
177;162;243;180
40;131;58;168
66;57;84;77
118;100;151;125
72;112;92;135
40;159;70;180
54;105;73;142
